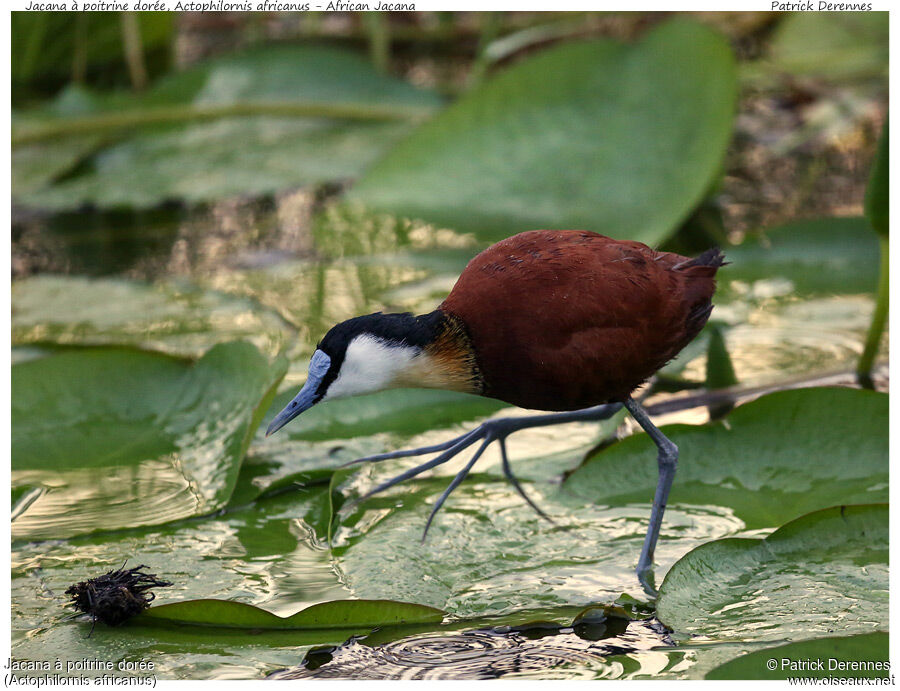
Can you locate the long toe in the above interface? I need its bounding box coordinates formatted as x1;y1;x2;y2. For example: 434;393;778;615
348;430;485;507
421;437;492;541
340;428;482;467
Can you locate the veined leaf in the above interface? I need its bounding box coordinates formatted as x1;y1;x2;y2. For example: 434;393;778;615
658;505;888;644
353;18;737;245
12;342;286;539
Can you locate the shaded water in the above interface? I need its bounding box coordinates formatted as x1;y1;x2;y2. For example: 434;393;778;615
272;619;674;680
11;197;889;679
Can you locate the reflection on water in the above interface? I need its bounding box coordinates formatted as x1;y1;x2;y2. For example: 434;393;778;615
11;462;199;541
12;206;183;279
11;275;294;360
272;619;674;680
680;294;890;386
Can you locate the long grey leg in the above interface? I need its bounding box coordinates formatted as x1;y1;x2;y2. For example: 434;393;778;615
349;402;623;525
624;397;679;597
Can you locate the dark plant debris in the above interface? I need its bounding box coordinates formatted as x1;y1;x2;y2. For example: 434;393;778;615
65;563;173;631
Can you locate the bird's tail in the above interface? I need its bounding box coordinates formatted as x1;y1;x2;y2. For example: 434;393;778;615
676;247;726;341
673;247;728;276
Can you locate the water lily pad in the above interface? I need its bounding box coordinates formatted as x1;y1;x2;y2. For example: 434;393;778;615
353;18;736;244
12;133;105;197
334;478;743;617
722;217;879;297
136;598;443;630
11;484;355;679
12;275;295;360
564;387;887;530
234;389;509;504
16;45;440;210
155;43;437;110
263;388;506;443
26;118;424;210
11;342;286;539
706;632;889;680
657;505;888;644
765;12;888;82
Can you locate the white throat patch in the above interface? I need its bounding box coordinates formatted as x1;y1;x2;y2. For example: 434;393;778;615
323;334;420;401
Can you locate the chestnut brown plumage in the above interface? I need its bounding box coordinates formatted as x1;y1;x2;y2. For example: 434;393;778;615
266;230;725;595
441;230;721;410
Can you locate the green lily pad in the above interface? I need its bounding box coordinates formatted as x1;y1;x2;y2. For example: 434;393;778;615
658;504;888;644
135;598;443;630
722;217;879;297
263;387;507;443
353;18;737;244
16;45;440;210
25;118;423;210
12;275;295;360
13;87;112;196
235;389;508;503
11;483;357;678
564;387;887;530
12;132;105;197
334;476;744;617
706;633;890;680
11;342;286;539
765;12;888;82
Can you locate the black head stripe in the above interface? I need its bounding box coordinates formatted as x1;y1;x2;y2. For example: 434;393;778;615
314;311;445;397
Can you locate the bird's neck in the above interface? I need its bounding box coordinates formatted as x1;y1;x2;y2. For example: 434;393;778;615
392;311;484;395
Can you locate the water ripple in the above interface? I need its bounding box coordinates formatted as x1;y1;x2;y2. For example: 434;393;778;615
270;619;673;680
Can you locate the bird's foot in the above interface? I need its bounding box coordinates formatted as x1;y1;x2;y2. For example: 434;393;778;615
342;403;623;541
636;563;658;599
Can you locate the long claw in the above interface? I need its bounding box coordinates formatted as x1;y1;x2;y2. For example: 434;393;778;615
340;429;481;468
499;438;555;524
345;431;484;508
421;437;492;542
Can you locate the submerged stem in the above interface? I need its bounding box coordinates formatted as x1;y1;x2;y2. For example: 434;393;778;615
857;235;889;388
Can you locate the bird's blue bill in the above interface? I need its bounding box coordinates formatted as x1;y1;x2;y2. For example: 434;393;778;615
265;350;331;436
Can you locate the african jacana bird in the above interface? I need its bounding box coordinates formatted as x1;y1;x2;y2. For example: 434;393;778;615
267;230;725;594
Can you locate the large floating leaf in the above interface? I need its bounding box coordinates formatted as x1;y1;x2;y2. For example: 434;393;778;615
12;86;129;199
657;505;888;645
136;598;443;630
12;133;105;197
564;388;887;529
12;484;354;678
262;387;506;443
334;478;743;617
12;275;294;360
722;217;879;296
16;45;440;210
235;389;509;503
353;18;737;244
765;12;888;82
11;342;286;539
707;633;890;680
